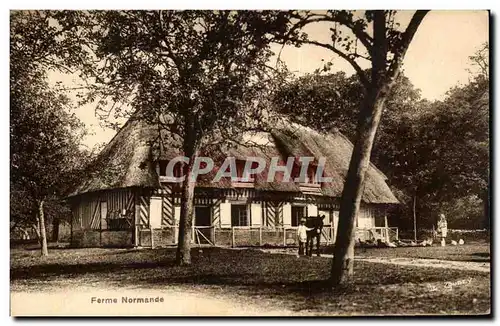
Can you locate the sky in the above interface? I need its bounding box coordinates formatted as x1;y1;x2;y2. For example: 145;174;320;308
48;10;489;149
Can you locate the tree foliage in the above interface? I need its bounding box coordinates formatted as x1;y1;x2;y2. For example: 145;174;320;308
10;11;92;254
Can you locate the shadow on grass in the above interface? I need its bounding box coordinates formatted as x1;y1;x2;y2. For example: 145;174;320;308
473;252;490;257
11;261;168;280
10;247;492;314
11;247;487;285
470;252;490;262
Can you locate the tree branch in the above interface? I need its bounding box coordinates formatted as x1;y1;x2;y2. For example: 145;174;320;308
387;10;429;77
300;39;369;89
290;11;374;54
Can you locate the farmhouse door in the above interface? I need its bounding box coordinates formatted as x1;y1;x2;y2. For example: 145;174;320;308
318;209;333;243
291;206;305;227
195;206;213;245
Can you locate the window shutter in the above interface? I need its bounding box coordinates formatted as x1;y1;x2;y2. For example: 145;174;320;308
251;203;262;226
282;203;292;226
307;204;318;217
220;202;231;228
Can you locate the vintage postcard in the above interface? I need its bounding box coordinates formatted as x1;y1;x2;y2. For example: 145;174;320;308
10;9;490;317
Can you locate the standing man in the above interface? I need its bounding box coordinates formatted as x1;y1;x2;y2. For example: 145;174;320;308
437;213;448;246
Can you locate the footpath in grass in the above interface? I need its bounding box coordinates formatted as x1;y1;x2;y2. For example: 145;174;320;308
261;244;490;272
354;243;490;262
10;246;491;316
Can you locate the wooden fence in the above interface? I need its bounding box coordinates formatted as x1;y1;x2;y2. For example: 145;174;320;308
145;225;399;248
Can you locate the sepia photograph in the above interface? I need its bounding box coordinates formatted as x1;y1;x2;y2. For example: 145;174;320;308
9;8;490;317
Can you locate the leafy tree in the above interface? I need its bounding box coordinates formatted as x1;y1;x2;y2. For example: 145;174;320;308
10;11;89;255
468;42;488;78
420;76;489;228
10;73;87;255
275;70;426;233
281;10;429;285
274;70;421;142
62;10;291;265
274;71;360;139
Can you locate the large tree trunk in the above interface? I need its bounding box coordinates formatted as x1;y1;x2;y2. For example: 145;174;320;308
330;90;388;286
175;169;196;265
175;139;199;266
37;200;49;257
329;10;428;287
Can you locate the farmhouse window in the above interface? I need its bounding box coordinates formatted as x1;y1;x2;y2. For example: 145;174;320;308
231;204;249;227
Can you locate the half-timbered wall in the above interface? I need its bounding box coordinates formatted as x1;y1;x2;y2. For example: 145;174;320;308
70;185;391;248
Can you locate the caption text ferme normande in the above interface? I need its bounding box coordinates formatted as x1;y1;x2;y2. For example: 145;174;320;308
91;296;165;304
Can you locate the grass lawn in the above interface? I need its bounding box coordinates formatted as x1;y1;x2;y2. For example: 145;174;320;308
10;246;490;316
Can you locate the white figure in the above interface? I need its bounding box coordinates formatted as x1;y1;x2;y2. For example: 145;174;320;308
458;239;465;245
437;214;448;247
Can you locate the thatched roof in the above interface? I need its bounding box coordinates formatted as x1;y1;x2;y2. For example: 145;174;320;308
69;118;160;196
69;118;398;204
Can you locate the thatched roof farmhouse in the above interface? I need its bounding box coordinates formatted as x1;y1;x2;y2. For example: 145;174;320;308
68;116;399;248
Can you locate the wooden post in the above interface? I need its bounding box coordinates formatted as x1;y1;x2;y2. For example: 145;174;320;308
327;225;330;245
70;204;73;247
384;214;389;243
99;202;102;246
325;225;329;245
283;227;286;247
259;226;262;246
134;192;140;247
413;194;417;242
231;227;235;248
150;228;154;249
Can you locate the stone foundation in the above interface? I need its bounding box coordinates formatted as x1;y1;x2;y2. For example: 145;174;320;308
70;230;133;247
151;228;176;247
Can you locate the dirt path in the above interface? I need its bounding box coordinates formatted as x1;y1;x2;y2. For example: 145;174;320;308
11;285;295;316
357;257;490;273
259;248;490;273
